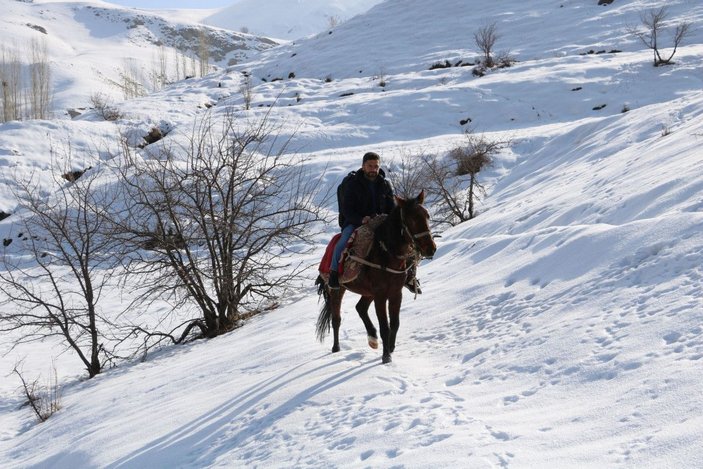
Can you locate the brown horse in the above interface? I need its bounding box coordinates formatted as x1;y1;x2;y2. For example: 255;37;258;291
315;191;436;364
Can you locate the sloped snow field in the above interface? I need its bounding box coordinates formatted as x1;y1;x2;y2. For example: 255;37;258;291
1;0;702;467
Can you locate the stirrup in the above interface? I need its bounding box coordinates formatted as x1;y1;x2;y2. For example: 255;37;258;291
404;278;422;294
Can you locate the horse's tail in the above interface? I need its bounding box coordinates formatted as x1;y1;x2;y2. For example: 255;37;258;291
315;274;332;342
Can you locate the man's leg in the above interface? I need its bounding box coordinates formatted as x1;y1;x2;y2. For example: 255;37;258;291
329;224;355;289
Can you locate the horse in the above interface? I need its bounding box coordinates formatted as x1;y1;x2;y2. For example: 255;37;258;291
315;190;437;364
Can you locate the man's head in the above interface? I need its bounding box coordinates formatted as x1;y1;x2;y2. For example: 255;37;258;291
362;151;381;181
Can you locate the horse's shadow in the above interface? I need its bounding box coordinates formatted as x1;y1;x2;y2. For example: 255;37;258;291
103;353;378;468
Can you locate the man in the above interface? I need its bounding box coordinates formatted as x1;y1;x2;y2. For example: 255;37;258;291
329;151;421;294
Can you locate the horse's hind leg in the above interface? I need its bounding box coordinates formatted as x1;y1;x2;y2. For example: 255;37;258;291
330;289;344;353
355;296;378;349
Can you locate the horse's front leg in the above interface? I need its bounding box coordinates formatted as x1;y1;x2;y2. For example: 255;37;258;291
330;288;345;353
355;296;378;349
374;297;392;363
387;292;402;354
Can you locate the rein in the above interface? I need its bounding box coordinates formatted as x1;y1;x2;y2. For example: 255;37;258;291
346;254;413;274
359;204;431;274
399;206;432;260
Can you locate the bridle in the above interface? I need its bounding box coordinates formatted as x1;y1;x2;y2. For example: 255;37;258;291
347;204;434;278
399;205;433;260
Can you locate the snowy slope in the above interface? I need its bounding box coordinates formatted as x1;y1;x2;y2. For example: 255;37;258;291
203;0;385;41
1;0;703;467
0;0;276;112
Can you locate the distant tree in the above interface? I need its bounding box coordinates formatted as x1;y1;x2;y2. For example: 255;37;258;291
198;29;210;77
240;73;253;110
0;46;22;122
327;15;341;29
114;110;327;339
29;37;52;120
474;22;499;68
629;7;692;66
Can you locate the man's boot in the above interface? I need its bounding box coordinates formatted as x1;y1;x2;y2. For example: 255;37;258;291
404;262;422;294
328;270;340;289
404;276;422;294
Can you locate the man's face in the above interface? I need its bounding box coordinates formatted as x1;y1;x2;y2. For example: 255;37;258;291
362;159;380;180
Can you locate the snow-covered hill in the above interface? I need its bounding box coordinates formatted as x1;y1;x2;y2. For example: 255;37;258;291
1;0;702;467
0;0;277;113
203;0;385;41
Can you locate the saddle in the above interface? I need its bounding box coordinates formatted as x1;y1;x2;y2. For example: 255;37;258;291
319;215;387;285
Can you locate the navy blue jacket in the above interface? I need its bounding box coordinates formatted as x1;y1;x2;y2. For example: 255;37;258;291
341;168;395;228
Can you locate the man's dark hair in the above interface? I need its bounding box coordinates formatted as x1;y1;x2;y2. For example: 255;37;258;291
363;151;380;163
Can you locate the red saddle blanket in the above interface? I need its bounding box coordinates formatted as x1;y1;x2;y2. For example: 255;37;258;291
318;215;386;284
318;233;342;274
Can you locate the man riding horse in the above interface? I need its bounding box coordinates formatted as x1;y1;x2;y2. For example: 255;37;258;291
328;151;421;293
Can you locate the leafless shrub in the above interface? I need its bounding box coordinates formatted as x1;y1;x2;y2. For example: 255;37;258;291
495;50;517;68
628;7;692;66
13;361;62;422
89;92;122;121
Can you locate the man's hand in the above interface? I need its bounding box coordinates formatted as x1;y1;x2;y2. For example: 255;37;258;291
362;216;372;224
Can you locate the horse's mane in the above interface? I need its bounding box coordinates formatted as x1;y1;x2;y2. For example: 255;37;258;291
373;199;419;268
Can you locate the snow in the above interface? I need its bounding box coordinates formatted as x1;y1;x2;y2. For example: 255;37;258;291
203;0;385;41
1;0;703;467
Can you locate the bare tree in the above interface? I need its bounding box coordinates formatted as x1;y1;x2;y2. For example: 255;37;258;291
630;7;692;66
420;132;509;226
29;37;52;120
0;45;22;122
198;29;210;78
327;15;341;29
474;22;499;68
240;73;253;110
420;153;470;227
0;161;120;378
113;110;327;339
447;133;502;220
387;150;431;200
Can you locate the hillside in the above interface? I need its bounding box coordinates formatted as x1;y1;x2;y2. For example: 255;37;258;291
1;0;702;467
203;0;385;41
0;0;277;113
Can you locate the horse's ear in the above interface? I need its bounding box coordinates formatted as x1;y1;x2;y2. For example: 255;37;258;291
394;195;406;207
417;190;425;204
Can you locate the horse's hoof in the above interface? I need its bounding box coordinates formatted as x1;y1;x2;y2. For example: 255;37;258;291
382;354;392;364
332;345;340;353
367;335;378;349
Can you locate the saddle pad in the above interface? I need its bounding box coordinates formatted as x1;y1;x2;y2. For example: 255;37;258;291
340;215;387;284
318;215;387;285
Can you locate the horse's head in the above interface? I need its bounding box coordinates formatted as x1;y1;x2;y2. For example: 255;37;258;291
395;190;437;259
